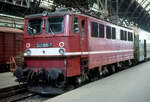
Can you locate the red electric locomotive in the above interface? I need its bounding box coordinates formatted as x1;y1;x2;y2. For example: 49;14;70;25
14;10;134;94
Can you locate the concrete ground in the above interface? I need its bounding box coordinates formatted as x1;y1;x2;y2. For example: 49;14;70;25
0;72;18;89
45;61;150;102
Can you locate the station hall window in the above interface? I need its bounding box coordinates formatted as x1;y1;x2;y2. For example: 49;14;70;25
106;26;111;39
91;22;98;37
99;24;104;38
81;20;86;36
73;17;79;33
112;27;116;39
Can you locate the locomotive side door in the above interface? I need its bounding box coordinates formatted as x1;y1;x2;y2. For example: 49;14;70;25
80;17;88;53
79;17;88;74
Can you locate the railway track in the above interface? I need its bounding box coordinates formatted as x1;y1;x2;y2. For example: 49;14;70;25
0;83;58;102
4;93;37;102
0;84;30;102
0;64;138;102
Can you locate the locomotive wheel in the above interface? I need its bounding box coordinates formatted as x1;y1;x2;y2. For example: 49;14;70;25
111;65;116;73
27;70;33;82
75;74;89;87
65;85;75;92
75;76;82;87
118;62;123;71
99;70;103;79
128;60;133;66
115;66;120;72
102;67;109;76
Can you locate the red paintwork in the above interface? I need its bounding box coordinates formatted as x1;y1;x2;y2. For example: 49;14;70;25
24;13;134;78
25;57;65;72
88;37;134;69
0;27;24;65
67;57;80;77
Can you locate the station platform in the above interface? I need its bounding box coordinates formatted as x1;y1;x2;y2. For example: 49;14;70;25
45;61;150;102
0;72;19;89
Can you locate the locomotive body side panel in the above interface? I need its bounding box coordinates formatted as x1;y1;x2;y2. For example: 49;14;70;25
87;18;134;69
67;57;81;77
66;15;88;77
25;57;66;71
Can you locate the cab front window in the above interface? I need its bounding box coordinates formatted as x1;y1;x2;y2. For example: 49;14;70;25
27;18;42;35
47;17;64;34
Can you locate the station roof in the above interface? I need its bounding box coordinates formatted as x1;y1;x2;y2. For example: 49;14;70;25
136;0;150;12
1;0;150;32
110;0;150;32
40;0;150;32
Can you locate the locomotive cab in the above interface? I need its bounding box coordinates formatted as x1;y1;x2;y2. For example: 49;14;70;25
14;11;88;94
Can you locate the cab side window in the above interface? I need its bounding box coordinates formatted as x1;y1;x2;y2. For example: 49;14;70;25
73;17;79;33
99;24;104;38
120;30;124;40
106;26;111;39
91;22;98;37
128;32;133;41
81;20;86;36
120;30;127;41
112;27;116;39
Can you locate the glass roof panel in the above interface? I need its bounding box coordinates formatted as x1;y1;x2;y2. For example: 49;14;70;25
142;0;149;8
136;0;150;13
137;0;144;4
146;5;150;11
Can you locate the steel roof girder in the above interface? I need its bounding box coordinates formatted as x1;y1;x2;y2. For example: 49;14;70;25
119;0;126;9
142;14;150;23
145;20;150;28
138;12;149;25
131;0;146;17
125;0;136;11
137;7;147;19
0;0;30;8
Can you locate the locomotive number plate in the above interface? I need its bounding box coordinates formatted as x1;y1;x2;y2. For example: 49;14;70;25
36;43;52;48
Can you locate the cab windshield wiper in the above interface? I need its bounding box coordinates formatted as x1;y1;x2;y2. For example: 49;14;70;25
49;26;55;35
28;26;35;37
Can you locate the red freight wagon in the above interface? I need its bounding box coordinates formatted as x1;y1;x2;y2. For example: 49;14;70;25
14;10;135;94
0;27;24;72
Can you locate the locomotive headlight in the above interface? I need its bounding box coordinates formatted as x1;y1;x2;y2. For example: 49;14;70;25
26;49;31;55
59;48;65;55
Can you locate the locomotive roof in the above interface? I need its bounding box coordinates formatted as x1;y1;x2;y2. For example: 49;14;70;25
25;11;132;31
25;11;73;18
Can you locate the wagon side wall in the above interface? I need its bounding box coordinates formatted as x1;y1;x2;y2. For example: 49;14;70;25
0;28;24;65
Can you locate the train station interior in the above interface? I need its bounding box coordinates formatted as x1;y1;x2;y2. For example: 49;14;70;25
1;0;150;102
